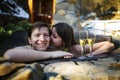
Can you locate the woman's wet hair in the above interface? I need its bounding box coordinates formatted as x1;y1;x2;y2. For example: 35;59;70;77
52;22;77;48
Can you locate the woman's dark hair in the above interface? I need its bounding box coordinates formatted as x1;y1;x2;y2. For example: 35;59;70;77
52;22;77;48
28;22;52;38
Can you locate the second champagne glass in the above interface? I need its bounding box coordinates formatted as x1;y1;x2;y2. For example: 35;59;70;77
87;30;96;57
79;30;88;59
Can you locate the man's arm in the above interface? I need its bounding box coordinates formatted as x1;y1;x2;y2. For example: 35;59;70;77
3;48;73;62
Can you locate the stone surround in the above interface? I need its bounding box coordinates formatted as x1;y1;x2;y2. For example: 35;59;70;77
53;0;81;37
54;0;120;39
44;57;120;80
0;51;120;80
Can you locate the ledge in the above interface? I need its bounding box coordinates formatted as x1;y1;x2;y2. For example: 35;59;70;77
0;50;120;80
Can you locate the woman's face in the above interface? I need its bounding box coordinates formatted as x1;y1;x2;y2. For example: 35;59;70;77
50;27;63;47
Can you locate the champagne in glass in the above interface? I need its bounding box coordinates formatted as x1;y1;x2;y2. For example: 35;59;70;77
79;39;86;47
87;38;96;46
87;30;96;57
79;30;87;59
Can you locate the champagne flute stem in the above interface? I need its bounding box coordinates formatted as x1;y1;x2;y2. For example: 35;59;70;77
81;46;84;56
89;46;93;56
79;46;86;59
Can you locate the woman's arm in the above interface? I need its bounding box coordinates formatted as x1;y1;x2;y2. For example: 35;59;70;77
3;48;73;62
70;41;114;56
92;41;115;55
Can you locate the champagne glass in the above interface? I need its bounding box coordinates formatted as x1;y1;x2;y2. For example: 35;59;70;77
87;30;96;57
79;30;87;59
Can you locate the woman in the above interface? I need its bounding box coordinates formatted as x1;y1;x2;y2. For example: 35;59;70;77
50;22;115;57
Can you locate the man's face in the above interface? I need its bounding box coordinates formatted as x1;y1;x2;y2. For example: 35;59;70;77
28;27;50;50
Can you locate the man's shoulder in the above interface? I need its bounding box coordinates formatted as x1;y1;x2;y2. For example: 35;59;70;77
14;45;32;49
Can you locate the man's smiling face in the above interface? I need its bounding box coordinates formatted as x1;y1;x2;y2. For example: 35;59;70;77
28;27;50;50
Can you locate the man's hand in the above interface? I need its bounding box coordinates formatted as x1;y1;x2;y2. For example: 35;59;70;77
51;51;74;59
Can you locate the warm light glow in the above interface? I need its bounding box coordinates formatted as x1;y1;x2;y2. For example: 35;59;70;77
28;0;55;24
28;0;34;23
53;0;56;15
52;0;56;25
48;15;51;18
28;0;33;14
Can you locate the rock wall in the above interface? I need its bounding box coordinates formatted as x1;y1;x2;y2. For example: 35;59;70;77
53;0;82;38
1;51;120;80
0;57;45;80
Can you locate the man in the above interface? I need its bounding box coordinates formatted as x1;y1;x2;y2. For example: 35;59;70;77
3;22;73;62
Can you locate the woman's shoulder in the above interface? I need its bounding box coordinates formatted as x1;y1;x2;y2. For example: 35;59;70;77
70;44;80;50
